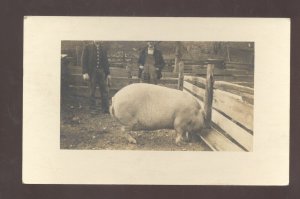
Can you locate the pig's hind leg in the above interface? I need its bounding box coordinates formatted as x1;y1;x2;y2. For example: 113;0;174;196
116;110;139;144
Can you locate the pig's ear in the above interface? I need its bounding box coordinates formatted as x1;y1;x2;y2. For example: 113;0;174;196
200;109;206;120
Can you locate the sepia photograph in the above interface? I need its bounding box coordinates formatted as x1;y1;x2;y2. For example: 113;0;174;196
23;17;289;185
61;40;254;151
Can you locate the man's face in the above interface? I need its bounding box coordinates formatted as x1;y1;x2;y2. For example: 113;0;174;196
147;42;155;49
93;40;102;45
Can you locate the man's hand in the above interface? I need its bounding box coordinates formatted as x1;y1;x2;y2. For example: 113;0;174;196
83;73;89;80
106;74;111;87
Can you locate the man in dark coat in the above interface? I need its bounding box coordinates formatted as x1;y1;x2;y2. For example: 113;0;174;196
82;41;111;113
138;41;165;84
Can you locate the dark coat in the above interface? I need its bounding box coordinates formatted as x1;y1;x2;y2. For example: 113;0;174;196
81;43;110;77
138;48;165;79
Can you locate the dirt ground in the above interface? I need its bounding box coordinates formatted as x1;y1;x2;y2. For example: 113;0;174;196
60;96;211;151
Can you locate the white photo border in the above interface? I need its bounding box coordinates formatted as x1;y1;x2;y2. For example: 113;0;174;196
23;17;290;185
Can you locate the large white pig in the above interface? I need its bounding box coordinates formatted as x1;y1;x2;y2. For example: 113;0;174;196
110;83;205;144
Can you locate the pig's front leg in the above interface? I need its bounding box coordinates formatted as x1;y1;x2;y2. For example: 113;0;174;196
175;127;185;145
121;126;137;144
174;117;187;145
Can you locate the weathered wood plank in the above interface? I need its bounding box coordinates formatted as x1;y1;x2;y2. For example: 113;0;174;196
213;75;254;82
130;70;179;78
212;110;253;151
225;63;254;71
67;66;130;77
159;78;178;84
108;58;138;63
67;85;118;98
158;84;178;89
68;75;139;88
192;68;231;76
172;64;201;70
170;60;205;65
69;74;178;89
110;77;140;89
66;65;82;74
187;75;254;87
162;72;179;78
183;81;205;100
68;83;178;98
199;128;245;151
225;61;254;66
225;68;254;76
127;63;174;73
213;89;253;131
110;63;125;68
110;68;130;77
174;65;230;75
231;82;254;88
130;70;139;77
214;81;254;95
214;81;254;104
184;75;206;85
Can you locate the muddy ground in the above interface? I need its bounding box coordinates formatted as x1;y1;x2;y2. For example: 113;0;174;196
60;96;211;151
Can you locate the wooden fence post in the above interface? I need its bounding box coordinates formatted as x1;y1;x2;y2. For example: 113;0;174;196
177;61;184;90
204;62;215;128
126;65;133;85
173;41;183;73
122;50;126;66
226;44;231;62
76;46;80;65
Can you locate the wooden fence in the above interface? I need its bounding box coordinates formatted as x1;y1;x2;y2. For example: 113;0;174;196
182;69;254;151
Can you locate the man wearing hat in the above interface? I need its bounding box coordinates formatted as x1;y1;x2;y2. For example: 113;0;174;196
138;41;165;84
82;41;111;114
